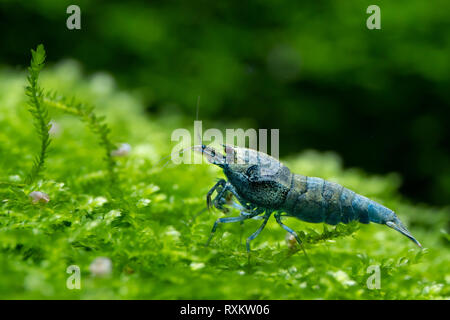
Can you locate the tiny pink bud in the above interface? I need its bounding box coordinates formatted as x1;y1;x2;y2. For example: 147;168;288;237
111;143;132;157
49;120;62;137
285;233;298;250
29;191;50;204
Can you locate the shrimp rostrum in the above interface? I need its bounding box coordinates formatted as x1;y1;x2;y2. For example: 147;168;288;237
194;144;422;253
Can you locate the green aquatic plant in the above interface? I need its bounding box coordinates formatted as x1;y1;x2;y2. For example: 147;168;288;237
43;93;117;184
0;46;448;300
0;44;116;189
24;44;51;185
298;222;360;245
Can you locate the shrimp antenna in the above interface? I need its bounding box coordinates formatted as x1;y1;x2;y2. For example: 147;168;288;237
196;96;200;122
195;95;202;145
154;96;214;169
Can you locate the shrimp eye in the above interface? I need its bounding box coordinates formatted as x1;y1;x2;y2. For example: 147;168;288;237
245;165;259;181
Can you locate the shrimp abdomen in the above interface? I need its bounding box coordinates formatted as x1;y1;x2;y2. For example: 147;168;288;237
283;174;392;225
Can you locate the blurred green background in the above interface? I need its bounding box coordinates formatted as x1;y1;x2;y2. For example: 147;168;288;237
0;0;449;205
0;0;449;300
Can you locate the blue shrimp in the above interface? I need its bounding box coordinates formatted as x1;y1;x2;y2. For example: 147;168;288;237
194;144;422;253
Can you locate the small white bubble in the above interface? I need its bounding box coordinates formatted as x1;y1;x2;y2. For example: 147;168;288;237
328;270;356;287
9;175;21;182
165;226;181;240
190;262;205;270
92;196;108;207
104;210;121;224
90;72;115;95
89;257;112;277
222;231;232;239
111;143;132;157
288;266;297;273
137;198;151;208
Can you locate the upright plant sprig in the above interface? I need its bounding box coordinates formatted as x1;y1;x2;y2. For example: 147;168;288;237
25;44;51;185
43;93;117;184
78;101;117;184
